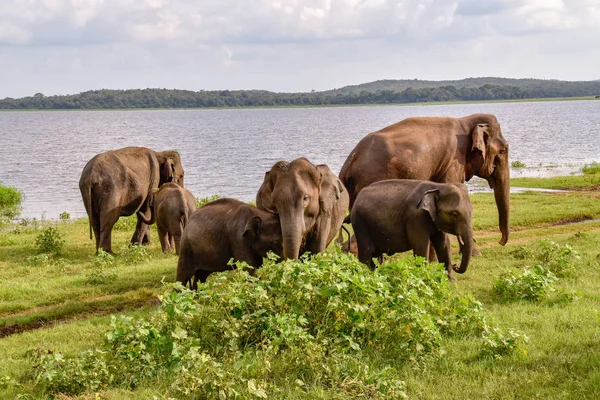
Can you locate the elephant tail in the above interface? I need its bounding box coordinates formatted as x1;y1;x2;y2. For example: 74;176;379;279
80;183;94;241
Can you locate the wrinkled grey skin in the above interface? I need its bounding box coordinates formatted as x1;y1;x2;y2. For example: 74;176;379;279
339;114;509;247
79;146;184;254
256;158;349;260
176;198;282;289
136;182;196;255
350;180;473;281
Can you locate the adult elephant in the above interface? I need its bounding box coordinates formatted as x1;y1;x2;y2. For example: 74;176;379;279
339;114;510;246
79;146;185;254
256;158;349;260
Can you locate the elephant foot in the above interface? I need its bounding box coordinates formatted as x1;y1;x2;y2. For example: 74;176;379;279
471;246;482;257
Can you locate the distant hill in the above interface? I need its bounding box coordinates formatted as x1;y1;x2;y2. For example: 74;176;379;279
1;77;599;109
322;77;600;96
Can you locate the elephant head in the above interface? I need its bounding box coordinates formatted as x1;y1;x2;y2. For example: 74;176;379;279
243;214;283;259
157;151;185;187
464;115;509;246
418;184;473;274
256;158;323;259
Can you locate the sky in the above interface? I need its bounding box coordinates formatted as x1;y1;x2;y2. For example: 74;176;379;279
1;0;599;98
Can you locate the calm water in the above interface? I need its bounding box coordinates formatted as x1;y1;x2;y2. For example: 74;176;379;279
1;100;599;219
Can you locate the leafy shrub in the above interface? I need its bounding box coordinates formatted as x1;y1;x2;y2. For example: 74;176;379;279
86;249;117;284
59;211;70;220
511;239;580;277
27;253;70;271
480;326;529;359
119;244;151;265
31;253;511;397
582;161;600;175
0;182;22;222
34;227;65;255
511;160;527;168
196;194;220;208
494;265;558;301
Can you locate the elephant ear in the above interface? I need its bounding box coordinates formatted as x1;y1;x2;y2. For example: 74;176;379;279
335;179;344;200
417;189;439;223
242;216;262;240
161;158;174;184
466;124;488;181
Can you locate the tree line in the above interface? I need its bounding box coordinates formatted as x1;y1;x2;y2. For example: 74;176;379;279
1;83;599;109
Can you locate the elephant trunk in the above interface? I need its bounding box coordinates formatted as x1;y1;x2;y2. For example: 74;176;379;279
454;228;473;274
280;211;305;260
491;162;510;246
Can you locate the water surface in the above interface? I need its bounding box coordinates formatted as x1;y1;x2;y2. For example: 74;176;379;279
0;100;598;219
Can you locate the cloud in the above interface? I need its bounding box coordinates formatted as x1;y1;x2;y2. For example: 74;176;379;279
0;0;599;98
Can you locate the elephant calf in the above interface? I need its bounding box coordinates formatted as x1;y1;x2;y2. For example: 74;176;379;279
137;182;196;255
350;179;474;280
177;198;282;289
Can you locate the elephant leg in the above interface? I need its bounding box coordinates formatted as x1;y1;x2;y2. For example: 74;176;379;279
169;234;175;251
142;226;152;245
193;270;211;289
428;243;438;262
431;231;455;281
99;206;121;255
409;226;432;261
471;238;482;257
173;232;182;256
157;226;170;252
355;234;377;270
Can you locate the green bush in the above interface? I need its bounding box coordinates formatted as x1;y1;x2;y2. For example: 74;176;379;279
86;249;117;284
59;211;70;220
31;252;515;397
196;194;221;208
511;239;580;277
480;326;529;359
494;265;558;301
34;227;65;255
113;215;138;231
582;161;600;175
511;160;527;168
0;182;22;221
119;244;151;265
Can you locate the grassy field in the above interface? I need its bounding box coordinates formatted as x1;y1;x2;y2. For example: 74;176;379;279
1;175;600;398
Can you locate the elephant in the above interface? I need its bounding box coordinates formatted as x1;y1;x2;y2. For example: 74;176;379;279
256;158;349;260
176;198;283;290
350;179;473;281
136;182;196;255
339;114;509;247
79;146;184;254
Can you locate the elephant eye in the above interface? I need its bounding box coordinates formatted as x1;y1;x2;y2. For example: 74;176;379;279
303;194;310;206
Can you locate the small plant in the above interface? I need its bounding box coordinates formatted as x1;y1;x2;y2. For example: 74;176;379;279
119;244;151;264
59;211;70;220
0;182;22;223
582;161;600;175
35;226;65;254
196;194;220;208
511;160;527;168
113;215;138;231
536;239;580;277
86;249;117;284
494;265;558;301
480;326;529;359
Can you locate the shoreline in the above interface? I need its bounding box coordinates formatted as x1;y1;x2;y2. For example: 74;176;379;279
0;96;597;112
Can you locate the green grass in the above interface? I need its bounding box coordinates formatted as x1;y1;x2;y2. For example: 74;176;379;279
0;182;22;221
1;175;600;398
511;174;600;190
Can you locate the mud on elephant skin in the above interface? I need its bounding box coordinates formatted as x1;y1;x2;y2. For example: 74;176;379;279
350;179;474;281
339;114;509;247
176;198;282;290
136;182;196;255
79;146;185;254
256;158;349;260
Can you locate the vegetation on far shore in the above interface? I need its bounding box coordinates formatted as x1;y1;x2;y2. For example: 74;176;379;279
1;174;600;398
2;77;600;110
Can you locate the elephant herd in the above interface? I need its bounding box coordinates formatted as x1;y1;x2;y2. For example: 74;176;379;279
79;113;510;286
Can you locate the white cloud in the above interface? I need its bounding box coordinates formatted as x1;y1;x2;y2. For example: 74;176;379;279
0;0;599;98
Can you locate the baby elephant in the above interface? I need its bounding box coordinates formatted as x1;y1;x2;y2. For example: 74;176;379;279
177;198;283;289
137;182;196;255
350;179;473;280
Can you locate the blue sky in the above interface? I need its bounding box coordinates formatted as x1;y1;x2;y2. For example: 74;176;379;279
1;0;599;98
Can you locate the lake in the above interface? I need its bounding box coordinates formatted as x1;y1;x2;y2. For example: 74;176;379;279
1;100;599;219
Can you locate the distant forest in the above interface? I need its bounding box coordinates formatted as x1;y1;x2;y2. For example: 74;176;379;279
1;78;599;109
